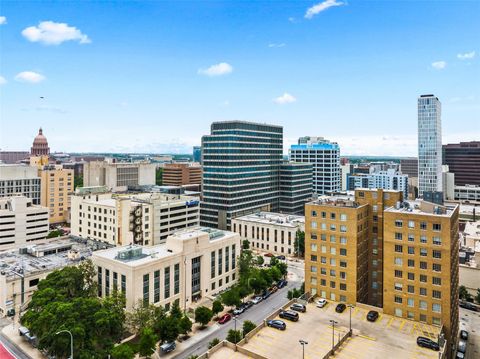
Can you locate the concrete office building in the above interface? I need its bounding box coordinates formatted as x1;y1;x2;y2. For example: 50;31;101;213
71;187;200;246
454;185;480;202
279;162;312;215
232;212;304;256
400;158;419;178
443;141;480;186
0;238;94;317
0;196;49;250
193;146;202;163
84;160;156;191
162;163;202;187
347;169;409;198
418;95;442;197
201;121;283;230
304;197;369;304
0;165;41;205
289;136;341;195
340;163;353;191
383;201;459;356
92;227;240;311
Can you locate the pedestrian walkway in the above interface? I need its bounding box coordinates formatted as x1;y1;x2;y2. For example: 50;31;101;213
2;324;43;359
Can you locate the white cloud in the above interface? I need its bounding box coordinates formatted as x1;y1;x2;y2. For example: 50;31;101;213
457;51;475;60
305;0;345;19
22;21;90;45
198;62;233;76
288;17;297;23
0;76;6;85
268;43;286;48
15;71;46;83
431;61;446;70
273;93;297;104
0;16;7;25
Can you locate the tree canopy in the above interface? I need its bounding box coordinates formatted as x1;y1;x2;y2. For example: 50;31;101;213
195;306;213;327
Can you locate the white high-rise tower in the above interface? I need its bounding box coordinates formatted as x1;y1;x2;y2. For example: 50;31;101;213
418;94;442;197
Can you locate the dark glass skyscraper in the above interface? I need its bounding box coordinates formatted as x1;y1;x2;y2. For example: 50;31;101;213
443;142;480;186
201;121;283;230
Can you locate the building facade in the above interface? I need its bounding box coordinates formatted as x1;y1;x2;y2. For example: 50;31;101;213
162;163;202;187
84;160;156;191
232;212;305;256
443;141;480;186
418;95;442;197
193;146;202;163
304;197;369;304
289;136;341;195
454;185;480;202
347;169;408;198
0;196;49;250
279;162;312;215
383;201;459;355
0;152;30;164
31;128;50;156
201;121;283;230
71;187;200;246
92;227;240;311
0;165;41;205
400;157;419;178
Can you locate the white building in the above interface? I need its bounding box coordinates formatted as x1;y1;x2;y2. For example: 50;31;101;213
231;212;305;256
83;160;156;191
289;136;341;195
92;227;240;311
70;187;200;246
0;196;49;250
418;94;442;197
0;164;41;205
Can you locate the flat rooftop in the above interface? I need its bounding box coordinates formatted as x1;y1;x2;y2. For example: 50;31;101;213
385;200;458;217
233;212;304;227
308;197;362;208
241;300;441;359
0;237;98;281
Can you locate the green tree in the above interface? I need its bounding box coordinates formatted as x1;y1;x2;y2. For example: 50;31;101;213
294;230;305;257
178;315;192;337
270;256;279;267
238;249;254;278
155;168;163;185
268;266;282;282
255;255;264;266
154;314;179;343
127;302;163;335
47;229;63;239
212;300;224;318
242;239;250;250
74;175;83;189
195;306;213;327
138;327;157;358
170;301;183;319
221;288;242;307
226;329;243;344
208;338;220;349
275;262;288;277
187;356;199;359
242;320;256;337
110;343;136;359
476;288;480;304
459;285;473;301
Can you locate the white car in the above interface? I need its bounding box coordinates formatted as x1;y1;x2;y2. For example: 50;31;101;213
316;299;327;308
251;296;263;304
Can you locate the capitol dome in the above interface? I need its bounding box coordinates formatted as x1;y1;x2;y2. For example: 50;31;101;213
31;127;50;155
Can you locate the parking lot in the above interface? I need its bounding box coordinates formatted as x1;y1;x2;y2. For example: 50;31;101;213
241;300;441;359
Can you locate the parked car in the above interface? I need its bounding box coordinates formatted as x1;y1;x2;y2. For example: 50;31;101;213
218;313;232;324
460;330;469;341
316;298;327;308
335;303;347;313
267;319;286;330
264;253;274;257
290;303;306;313
244;301;254;309
251;296;263;304
233;307;245;315
262;290;272;300
279;310;299;322
457;340;467;354
160;341;176;354
276;255;286;260
277;280;288;288
456;352;465;359
270;286;278;293
366;310;379;322
416;337;439;351
459;301;478;312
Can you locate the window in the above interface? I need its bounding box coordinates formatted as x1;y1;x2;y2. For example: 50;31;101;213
394;283;403;291
394;296;403;304
408;272;415;280
433;263;441;272
311;243;318;251
407;311;415;320
394;270;403;278
330;269;336;277
408;234;415;242
340;283;347;291
164;267;170;299
432;237;441;245
432;277;441;285
420;235;427;243
395;220;403;227
321;256;327;264
310;266;317;273
211;251;216;278
420;222;427;230
340;225;347;233
432;290;441;299
311;210;317;217
420;275;427;283
340;271;346;279
330;247;336;255
330;224;336;231
232;244;236;269
407;298;414;307
321;267;327;275
121;274;126;294
394;257;403;266
321;245;327;253
321;234;327;241
330;235;336;243
432;303;441;313
340;214;347;221
340;248;347;256
154;270;160;303
395;232;403;240
218;248;223;275
433;223;441;231
174;263;180;295
311;221;317;229
330;258;336;266
340;261;347;268
225;246;230;272
395;245;403;253
330;213;336;220
407;285;414;294
420;248;427;257
420;261;427;270
321;279;326;286
340;237;347;245
433;250;442;259
310;277;317;285
311;255;318;262
321;211;326;218
419;314;427;322
420;287;427;296
97;266;102;297
330;281;336;289
432;317;441;326
143;273;150;305
408;220;415;229
419;300;427;310
408;259;415;267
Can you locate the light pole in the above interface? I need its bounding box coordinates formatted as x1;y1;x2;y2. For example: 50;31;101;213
329;320;338;354
299;339;308;359
347;304;354;334
56;329;73;359
233;316;238;350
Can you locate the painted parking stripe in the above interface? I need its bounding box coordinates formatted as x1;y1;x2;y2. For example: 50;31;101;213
399;319;407;331
387;317;395;327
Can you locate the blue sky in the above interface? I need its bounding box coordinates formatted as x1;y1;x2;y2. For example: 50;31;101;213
1;0;479;156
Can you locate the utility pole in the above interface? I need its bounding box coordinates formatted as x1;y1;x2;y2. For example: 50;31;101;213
347;304;354;334
299;339;308;359
329;320;338;354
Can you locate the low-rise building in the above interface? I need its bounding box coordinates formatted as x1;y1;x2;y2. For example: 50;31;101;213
347;169;408;198
0;196;49;250
70;187;200;246
162;163;202;186
92;227;240;311
0;164;41;205
454;184;480;203
232;212;305;256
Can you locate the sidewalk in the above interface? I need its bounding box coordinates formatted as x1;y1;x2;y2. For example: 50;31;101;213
1;324;43;359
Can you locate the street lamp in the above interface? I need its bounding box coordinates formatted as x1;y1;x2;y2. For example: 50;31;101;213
56;329;73;359
299;339;308;359
233;315;238;350
329;320;338;354
347;304;354;334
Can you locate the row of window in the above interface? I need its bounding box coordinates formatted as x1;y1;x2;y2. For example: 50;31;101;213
393;232;443;245
394;219;442;231
393;270;442;285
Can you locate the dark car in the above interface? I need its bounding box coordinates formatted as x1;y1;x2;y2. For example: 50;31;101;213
218;313;232;324
160;341;176;354
277;280;288;288
262;290;272;300
267;319;286;330
459;301;478;312
290;303;307;313
244;301;254;310
460;330;468;341
458;340;467;354
276;255;286;260
416;337;439;351
279;310;299;322
366;310;379;322
335;303;347;313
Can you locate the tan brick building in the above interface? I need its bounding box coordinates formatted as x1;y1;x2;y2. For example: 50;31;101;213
162;163;202;186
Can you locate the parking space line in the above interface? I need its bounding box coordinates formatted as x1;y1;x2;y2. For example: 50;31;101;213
357;334;376;341
399;319;406;331
387;317;394;327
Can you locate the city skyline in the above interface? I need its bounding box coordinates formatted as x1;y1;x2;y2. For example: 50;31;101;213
1;1;479;155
